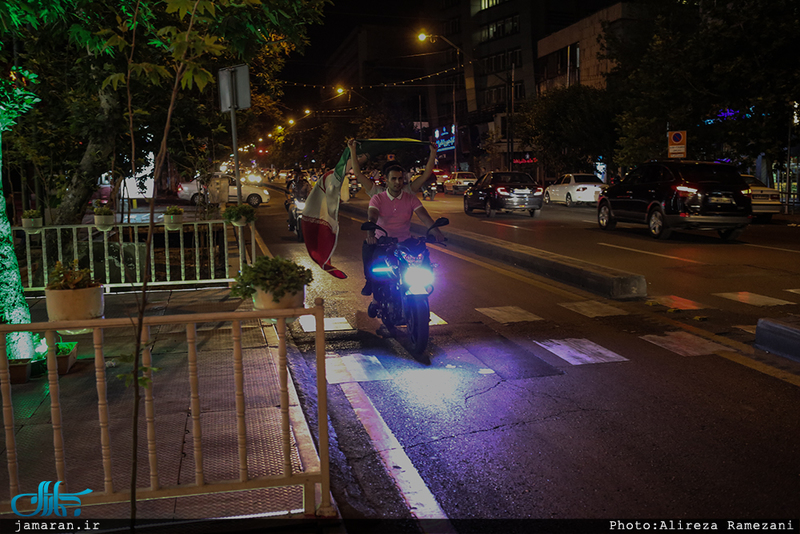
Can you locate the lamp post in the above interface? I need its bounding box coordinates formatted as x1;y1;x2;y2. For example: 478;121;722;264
419;32;464;172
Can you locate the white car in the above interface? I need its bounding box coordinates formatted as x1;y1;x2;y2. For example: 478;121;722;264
741;174;781;222
545;173;607;207
177;173;270;207
443;172;477;194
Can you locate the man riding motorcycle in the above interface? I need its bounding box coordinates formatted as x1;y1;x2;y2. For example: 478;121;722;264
362;163;444;297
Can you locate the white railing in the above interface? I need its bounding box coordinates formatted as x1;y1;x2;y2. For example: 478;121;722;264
0;299;332;518
13;220;257;292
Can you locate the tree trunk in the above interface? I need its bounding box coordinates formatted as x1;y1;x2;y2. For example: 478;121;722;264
0;130;34;359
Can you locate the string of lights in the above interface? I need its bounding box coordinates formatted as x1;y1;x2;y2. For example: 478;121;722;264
279;64;463;91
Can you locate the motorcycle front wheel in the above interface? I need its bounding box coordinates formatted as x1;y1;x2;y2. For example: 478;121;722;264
406;295;430;356
296;218;304;242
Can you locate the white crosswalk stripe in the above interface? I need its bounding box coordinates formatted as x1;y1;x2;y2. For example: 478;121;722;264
713;292;795;306
326;354;391;384
476;306;543;323
559;300;628;317
648;295;707;310
536;338;628;365
640;331;727;356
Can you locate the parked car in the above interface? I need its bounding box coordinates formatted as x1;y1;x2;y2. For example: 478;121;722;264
545;173;607;206
463;171;544;218
597;160;752;240
741;174;781;222
177;173;270;207
443;172;477;194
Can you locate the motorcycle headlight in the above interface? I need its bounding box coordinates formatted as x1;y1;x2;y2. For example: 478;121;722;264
404;266;434;295
295;201;306;210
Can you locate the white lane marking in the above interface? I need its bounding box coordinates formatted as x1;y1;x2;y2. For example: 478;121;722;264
648;295;707;310
745;243;800;254
785;289;800;296
326;354;391;384
559;300;627;317
641;331;727;356
598;242;707;264
713;292;795;307
475;306;543;323
299;316;353;332
536;339;628;365
429;312;448;325
736;325;758;334
481;221;526;230
340;382;456;529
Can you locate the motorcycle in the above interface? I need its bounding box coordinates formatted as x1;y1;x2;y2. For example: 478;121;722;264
421;181;437;201
348;178;362;200
361;217;449;357
287;197;306;242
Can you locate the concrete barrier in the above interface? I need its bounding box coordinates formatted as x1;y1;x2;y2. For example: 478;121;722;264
339;201;647;300
755;317;800;362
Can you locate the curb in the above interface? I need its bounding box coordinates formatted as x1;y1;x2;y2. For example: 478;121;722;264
755;317;800;363
338;201;647;300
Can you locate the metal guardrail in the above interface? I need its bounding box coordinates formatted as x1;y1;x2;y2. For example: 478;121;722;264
13;220;257;292
0;300;333;517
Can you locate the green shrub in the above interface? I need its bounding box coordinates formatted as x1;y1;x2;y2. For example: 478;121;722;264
93;201;114;216
230;255;312;302
23;209;41;219
223;204;256;224
164;205;184;215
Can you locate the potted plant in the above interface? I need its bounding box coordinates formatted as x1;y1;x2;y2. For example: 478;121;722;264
8;358;32;384
93;201;115;231
223;204;256;227
163;205;184;231
21;209;44;234
230;255;312;315
31;335;79;376
45;260;104;335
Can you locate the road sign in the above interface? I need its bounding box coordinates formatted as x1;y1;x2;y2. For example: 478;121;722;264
668;130;686;159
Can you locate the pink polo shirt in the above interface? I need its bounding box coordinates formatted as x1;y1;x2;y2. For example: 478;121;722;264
368;190;422;241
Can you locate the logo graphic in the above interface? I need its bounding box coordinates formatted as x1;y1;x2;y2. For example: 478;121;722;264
11;481;93;517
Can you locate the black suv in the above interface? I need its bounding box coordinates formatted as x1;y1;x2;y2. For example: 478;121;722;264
597;161;752;240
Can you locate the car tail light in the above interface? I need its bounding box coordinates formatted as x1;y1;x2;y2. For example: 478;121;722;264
576;186;588;192
741;188;751;196
533;186;543;196
495;186;511;196
674;184;698;198
177;184;184;193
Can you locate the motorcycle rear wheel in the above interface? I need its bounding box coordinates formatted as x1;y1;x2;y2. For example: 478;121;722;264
406;295;430;356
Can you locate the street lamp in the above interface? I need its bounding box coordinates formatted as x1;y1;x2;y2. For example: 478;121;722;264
419;32;464;172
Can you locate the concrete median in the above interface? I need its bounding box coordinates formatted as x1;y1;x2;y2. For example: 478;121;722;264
339;201;647;300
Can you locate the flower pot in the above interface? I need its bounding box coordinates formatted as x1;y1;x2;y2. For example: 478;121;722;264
45;285;105;335
253;287;305;324
163;213;183;231
57;342;78;375
8;359;32;384
231;216;249;227
94;214;116;232
22;217;43;235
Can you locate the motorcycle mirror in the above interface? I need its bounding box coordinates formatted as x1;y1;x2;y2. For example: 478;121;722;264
431;217;450;229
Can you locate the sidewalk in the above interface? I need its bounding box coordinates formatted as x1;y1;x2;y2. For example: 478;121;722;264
1;204;344;533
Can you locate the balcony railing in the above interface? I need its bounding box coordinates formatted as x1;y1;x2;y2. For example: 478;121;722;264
13;220;257;292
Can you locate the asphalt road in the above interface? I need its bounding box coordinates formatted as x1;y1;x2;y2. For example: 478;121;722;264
254;192;800;531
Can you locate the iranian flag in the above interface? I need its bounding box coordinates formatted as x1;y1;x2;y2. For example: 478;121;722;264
301;138;431;278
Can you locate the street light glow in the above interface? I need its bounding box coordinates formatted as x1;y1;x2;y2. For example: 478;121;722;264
288;119;295;125
304;109;311;115
337;87;344;94
418;32;428;41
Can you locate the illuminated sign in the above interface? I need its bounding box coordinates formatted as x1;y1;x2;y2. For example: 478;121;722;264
434;125;456;152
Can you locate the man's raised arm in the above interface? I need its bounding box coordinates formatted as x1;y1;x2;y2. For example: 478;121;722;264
409;143;438;193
